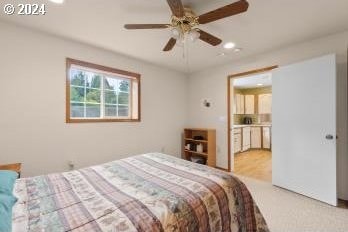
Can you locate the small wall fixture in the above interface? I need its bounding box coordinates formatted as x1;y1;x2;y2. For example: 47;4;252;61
203;99;211;108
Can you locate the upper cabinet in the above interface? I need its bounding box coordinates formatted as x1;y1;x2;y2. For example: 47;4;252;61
234;92;271;115
234;94;245;114
258;94;272;114
244;95;255;114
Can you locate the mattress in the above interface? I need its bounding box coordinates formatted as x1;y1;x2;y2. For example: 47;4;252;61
12;153;269;232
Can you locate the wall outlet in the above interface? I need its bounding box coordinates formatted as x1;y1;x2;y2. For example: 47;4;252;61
161;147;165;153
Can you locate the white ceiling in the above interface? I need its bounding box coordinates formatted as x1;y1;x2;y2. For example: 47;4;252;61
233;72;272;89
1;0;348;73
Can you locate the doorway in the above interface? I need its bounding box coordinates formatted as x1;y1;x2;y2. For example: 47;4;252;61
227;55;341;206
227;66;277;182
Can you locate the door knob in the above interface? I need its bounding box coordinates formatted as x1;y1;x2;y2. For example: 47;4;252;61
325;134;334;140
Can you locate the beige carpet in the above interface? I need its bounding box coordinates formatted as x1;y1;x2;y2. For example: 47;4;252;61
238;175;348;232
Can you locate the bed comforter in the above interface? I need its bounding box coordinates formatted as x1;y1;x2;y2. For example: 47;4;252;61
12;153;269;232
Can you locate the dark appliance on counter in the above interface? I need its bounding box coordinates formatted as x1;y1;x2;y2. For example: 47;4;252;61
244;117;252;125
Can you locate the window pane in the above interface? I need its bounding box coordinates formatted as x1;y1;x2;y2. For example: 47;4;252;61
70;70;86;86
71;103;84;118
104;77;118;90
86;104;100;117
86;89;101;103
86;74;101;89
119;80;130;92
118;92;129;105
68;60;140;122
105;105;117;117
105;91;117;104
118;105;129;117
70;86;85;102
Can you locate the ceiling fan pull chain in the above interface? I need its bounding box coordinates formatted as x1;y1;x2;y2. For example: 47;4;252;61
185;38;191;73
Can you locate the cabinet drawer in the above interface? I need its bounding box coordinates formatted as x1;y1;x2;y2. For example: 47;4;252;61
233;133;241;153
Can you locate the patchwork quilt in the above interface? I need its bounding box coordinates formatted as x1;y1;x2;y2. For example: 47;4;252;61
12;153;269;232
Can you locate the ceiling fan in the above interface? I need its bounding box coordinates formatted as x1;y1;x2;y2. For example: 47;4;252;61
124;0;249;52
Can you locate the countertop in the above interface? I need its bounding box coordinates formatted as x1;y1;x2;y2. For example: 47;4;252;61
233;124;272;128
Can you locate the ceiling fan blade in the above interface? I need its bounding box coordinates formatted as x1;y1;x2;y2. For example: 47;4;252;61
198;30;222;46
166;0;185;18
163;38;177;51
124;24;170;29
198;0;249;24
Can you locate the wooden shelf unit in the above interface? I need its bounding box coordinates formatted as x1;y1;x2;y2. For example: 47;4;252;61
183;128;216;167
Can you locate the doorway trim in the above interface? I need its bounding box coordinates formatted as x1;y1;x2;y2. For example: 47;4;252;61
227;65;278;172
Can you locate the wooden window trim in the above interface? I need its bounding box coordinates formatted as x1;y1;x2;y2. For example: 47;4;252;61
66;58;141;123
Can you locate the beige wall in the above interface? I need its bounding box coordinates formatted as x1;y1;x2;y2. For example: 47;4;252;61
187;30;348;200
0;22;188;177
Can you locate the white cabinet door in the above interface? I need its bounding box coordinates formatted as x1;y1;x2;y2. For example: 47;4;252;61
242;127;251;151
232;95;237;114
245;95;254;114
239;95;245;114
258;94;272;114
262;127;271;149
235;94;245;114
273;54;337;206
251;127;262;148
234;94;239;114
234;133;241;153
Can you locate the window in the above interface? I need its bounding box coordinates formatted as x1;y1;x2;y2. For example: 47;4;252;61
66;58;140;122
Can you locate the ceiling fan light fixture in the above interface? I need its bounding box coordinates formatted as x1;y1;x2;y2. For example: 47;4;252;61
188;29;200;42
171;27;181;39
223;42;236;49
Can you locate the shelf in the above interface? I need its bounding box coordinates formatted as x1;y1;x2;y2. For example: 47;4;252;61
184;128;214;131
184;138;208;143
184;149;208;157
183;128;216;168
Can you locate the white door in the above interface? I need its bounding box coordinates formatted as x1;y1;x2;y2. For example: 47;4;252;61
272;54;337;206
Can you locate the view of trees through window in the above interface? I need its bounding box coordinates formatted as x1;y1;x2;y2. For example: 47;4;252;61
70;68;130;118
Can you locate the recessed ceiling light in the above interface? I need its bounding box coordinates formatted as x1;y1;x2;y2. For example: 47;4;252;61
257;83;264;86
234;47;242;52
49;0;64;4
223;42;236;49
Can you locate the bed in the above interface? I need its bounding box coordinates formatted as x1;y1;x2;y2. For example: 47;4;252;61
11;153;269;232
